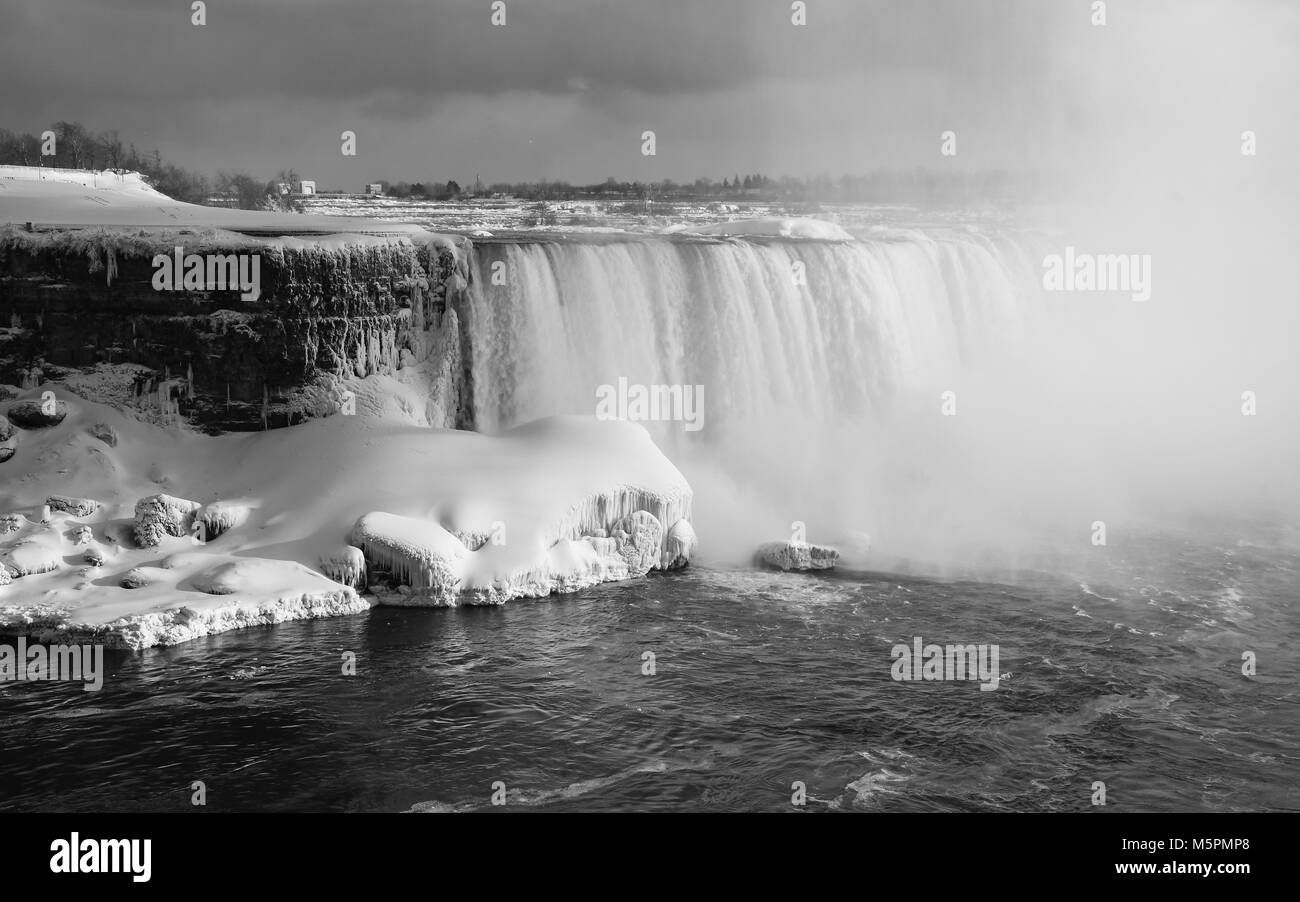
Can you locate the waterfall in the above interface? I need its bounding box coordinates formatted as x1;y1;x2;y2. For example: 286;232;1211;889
465;231;1048;434
463;229;1056;564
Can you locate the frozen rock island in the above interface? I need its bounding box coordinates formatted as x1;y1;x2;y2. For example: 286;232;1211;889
755;541;840;572
0;390;694;649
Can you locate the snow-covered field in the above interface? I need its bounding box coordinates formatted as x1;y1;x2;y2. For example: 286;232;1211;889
0;165;422;235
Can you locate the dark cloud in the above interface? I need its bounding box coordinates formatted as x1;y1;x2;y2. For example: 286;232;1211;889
3;0;1064;114
0;0;1291;186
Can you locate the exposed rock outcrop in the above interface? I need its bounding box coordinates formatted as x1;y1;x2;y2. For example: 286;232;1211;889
1;226;472;433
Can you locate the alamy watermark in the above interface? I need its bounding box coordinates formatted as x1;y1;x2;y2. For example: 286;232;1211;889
0;638;105;691
1042;246;1152;302
50;833;150;882
152;246;261;302
891;636;1001;691
595;376;703;432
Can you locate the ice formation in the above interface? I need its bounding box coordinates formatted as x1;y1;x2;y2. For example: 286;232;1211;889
663;519;697;569
755;541;840;572
661;217;854;241
350;512;469;604
196;501;251;540
320;545;366;589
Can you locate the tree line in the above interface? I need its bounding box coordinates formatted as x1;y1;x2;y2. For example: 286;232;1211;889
0;121;300;210
480;169;1043;205
1;122;1044;209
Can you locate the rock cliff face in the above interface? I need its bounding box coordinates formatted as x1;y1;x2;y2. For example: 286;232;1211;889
0;227;473;432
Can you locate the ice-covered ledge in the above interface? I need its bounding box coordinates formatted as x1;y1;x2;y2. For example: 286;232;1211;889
0;389;695;649
1;165;473;433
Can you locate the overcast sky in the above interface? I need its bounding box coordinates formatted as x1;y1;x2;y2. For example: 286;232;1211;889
1;0;1294;189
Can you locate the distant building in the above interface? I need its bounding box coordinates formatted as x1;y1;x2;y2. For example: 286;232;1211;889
366;183;384;196
296;180;317;196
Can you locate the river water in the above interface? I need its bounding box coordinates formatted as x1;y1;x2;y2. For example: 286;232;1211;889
3;520;1296;813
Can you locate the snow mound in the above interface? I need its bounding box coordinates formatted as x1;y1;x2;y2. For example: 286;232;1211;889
192;559;325;597
0;165;426;238
1;526;64;577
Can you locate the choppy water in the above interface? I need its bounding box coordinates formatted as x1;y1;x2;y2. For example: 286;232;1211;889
2;522;1296;813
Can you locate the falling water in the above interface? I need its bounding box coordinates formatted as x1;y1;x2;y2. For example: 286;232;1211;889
463;229;1057;564
466;232;1047;432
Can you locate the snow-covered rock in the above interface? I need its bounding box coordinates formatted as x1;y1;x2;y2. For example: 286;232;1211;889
46;495;101;518
121;567;160;589
6;399;69;428
350;512;470;604
755;541;840;571
133;494;202;547
0;415;14;442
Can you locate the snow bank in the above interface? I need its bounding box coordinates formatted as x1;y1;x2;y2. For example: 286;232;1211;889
0;165;425;237
0;388;694;648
